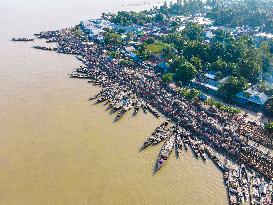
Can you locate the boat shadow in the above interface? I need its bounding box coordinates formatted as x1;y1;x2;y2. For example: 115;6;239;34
138;146;144;153
109;108;116;115
152;148;164;176
175;149;179;159
152;158;159;176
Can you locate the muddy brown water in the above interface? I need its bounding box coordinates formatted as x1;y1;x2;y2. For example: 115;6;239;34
0;0;228;204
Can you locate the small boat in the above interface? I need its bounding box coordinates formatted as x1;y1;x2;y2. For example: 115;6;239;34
189;138;200;158
175;134;183;157
88;93;101;101
141;121;169;150
141;103;148;113
70;73;90;79
115;108;127;121
206;148;224;171
157;135;175;170
106;100;116;110
200;151;206;161
96;96;109;104
46;39;58;43
142;130;163;150
104;99;112;106
113;102;123;112
76;56;86;63
181;135;189;151
152;132;168;145
223;171;229;185
33;45;56;51
147;104;160;118
198;143;207;161
11;37;34;42
133;101;141;116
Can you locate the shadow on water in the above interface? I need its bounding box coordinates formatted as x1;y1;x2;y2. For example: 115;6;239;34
109;108;116;115
152;153;160;176
138;145;144;153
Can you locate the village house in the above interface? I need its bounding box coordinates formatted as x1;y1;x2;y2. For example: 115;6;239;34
236;88;269;111
80;18;140;42
192;71;228;95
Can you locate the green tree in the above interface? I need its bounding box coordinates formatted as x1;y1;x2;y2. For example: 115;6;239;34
171;57;197;84
212;58;228;73
190;56;202;71
145;37;155;44
219;76;249;99
170;21;179;28
238;59;261;83
260;41;273;73
264;98;273;117
213;29;232;42
264;122;273;134
163;32;186;52
162;73;174;83
162;44;175;60
103;31;123;45
184;22;204;41
155;13;166;22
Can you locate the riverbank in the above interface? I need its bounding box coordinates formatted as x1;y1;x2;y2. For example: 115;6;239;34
26;16;273;204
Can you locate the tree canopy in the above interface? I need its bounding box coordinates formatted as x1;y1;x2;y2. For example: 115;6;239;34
206;0;273;33
103;31;123;45
264;122;273;134
170;57;197;84
162;73;174;83
218;76;249;99
264;98;273;117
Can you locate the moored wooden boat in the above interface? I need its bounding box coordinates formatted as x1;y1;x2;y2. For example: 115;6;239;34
141;121;169;150
115;109;126;121
157;135;175;170
175;134;183;157
189;137;200;158
12;37;34;42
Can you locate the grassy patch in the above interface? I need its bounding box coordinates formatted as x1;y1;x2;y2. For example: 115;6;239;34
145;43;166;54
205;99;241;114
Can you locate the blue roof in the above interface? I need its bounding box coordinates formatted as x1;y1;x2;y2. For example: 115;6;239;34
249;93;269;105
199;93;210;101
207;79;219;87
129;52;137;58
236;89;269;105
201;80;219;91
157;62;168;69
157;62;169;72
205;71;217;80
236;92;247;99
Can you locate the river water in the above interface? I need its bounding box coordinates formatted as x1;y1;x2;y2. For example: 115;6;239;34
0;0;228;204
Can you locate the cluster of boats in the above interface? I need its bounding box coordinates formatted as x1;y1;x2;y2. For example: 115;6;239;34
34;31;61;39
87;85;160;122
240;146;273;186
142;122;212;170
223;163;273;205
224;165;250;204
142;121;273;204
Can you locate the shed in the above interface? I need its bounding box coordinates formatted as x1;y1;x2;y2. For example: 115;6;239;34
236;88;269;107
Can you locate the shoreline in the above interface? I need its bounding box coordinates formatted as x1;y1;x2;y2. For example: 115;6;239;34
26;24;273;204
